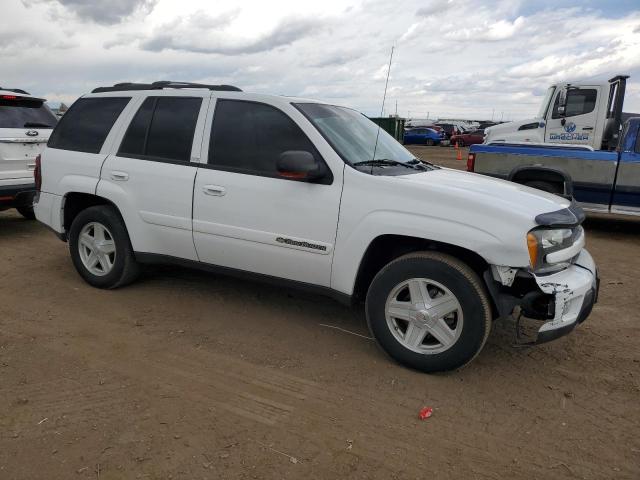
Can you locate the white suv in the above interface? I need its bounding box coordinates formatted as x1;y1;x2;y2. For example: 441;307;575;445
0;88;57;218
34;81;598;372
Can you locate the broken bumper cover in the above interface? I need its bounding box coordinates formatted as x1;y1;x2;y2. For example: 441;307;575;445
532;249;598;344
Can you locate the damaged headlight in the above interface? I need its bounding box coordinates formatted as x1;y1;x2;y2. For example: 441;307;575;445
527;227;581;273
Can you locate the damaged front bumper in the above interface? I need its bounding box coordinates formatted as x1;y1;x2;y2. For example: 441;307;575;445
485;249;599;345
533;250;598;343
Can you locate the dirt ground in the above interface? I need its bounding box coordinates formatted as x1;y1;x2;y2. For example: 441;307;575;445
1;146;639;479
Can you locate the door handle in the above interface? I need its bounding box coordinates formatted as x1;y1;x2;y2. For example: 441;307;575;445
203;185;226;196
110;171;129;181
582;127;594;131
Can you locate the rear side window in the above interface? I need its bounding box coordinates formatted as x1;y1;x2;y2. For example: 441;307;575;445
48;97;130;153
118;96;202;162
208;99;322;177
0;97;57;129
552;89;597;119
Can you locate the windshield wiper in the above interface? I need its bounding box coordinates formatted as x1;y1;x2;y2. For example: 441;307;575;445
353;159;417;168
408;158;437;169
23;122;53;128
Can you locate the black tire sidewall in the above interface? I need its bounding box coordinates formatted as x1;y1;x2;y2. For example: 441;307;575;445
525;180;562;195
366;255;489;372
68;206;132;288
16;205;35;220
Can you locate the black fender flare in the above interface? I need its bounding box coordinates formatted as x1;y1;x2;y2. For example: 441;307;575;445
507;165;574;197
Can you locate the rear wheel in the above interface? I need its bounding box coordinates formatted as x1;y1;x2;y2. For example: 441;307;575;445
524;180;564;195
365;251;492;373
69;205;140;289
16;205;35;220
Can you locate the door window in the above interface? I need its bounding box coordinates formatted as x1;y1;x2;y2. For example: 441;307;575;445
208;99;327;180
48;97;130;153
551;89;597;119
119;96;202;162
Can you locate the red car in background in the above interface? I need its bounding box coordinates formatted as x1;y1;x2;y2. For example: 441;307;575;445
450;129;485;147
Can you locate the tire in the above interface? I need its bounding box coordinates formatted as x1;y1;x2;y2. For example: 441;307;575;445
365;251;492;373
68;205;140;289
16;205;35;220
524;180;563;195
425;138;435;146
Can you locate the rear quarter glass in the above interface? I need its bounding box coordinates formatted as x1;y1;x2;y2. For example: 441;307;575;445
48;97;130;154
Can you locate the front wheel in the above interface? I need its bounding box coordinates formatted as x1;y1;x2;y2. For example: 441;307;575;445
69;205;140;289
366;252;492;373
424;138;435;146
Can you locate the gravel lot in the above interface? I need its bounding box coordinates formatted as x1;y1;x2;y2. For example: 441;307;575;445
1;146;638;479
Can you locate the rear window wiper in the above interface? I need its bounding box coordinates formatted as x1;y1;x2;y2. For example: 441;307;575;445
353;159;417;169
23;122;54;128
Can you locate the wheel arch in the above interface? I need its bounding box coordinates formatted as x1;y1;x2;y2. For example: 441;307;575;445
351;234;491;303
62;192;126;239
508;165;573;196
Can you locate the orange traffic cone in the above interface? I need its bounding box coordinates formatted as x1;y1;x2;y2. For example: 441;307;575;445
456;145;462;161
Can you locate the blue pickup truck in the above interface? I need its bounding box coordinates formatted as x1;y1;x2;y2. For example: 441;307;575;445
468;117;640;216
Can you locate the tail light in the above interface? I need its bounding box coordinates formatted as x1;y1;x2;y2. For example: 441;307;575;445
466;152;475;172
34;154;42;191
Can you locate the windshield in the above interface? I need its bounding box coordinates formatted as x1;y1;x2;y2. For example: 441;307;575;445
294;103;432;174
0;97;57;129
537;86;556;119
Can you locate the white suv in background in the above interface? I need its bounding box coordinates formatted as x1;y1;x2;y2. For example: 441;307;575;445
0;88;57;219
34;81;598;372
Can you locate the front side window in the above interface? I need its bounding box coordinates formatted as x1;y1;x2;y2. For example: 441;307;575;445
295;103;435;175
552;89;597;119
208;99;326;178
119;96;202;162
48;97;130;153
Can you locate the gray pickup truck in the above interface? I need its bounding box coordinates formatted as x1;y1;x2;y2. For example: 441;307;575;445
468;117;640;216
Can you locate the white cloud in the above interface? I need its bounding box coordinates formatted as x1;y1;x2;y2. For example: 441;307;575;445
2;0;639;120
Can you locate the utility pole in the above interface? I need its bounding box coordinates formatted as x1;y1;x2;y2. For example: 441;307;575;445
395;99;398;117
491;108;494;121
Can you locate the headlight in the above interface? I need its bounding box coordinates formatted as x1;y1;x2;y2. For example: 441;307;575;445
527;227;580;273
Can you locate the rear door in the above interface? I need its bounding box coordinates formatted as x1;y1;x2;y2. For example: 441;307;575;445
611;121;640;215
545;87;600;147
97;93;208;260
0;95;57;183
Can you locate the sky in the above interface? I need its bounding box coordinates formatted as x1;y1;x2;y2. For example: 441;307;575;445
2;0;640;121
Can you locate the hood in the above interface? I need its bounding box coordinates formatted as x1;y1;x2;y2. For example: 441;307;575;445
395;167;570;223
484;117;543;143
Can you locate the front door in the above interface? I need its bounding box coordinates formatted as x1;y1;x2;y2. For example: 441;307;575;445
611;121;640;215
545;87;600;148
192;98;342;287
98;94;208;260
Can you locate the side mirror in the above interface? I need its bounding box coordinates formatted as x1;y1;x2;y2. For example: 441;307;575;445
276;150;324;181
557;87;568;116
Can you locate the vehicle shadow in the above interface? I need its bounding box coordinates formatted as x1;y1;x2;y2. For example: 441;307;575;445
584;213;640;235
0;211;40;240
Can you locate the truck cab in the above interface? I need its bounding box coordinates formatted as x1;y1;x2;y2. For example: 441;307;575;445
484;75;629;151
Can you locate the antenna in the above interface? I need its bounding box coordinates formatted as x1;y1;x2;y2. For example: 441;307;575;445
371;46;395;170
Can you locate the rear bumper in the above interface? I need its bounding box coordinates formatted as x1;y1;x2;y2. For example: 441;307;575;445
0;183;36;207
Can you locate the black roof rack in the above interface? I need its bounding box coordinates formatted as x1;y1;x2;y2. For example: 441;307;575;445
91;81;242;93
0;87;30;95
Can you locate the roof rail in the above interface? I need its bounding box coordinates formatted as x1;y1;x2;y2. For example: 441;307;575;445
91;81;242;93
0;87;30;95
